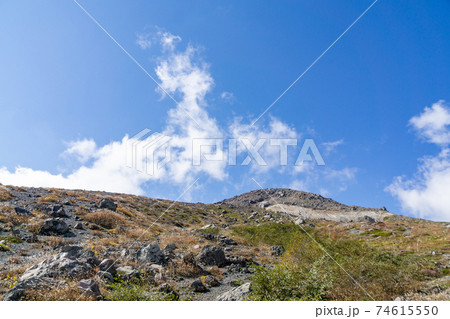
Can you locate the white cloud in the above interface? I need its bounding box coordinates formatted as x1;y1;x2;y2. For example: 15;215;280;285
409;100;450;145
155;44;227;184
0;29;351;200
326;167;357;181
0;137;151;194
388;100;450;222
322;139;344;154
136;33;152;50
158;31;181;51
220;91;235;103
229;116;298;172
62;139;97;163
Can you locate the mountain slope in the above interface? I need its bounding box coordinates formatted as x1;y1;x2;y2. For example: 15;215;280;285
0;184;448;301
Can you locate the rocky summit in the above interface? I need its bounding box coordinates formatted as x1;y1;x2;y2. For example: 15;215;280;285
0;184;448;301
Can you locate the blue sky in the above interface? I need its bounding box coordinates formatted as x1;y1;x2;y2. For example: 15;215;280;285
0;0;449;221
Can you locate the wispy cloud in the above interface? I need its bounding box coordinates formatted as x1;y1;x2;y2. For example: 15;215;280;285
322;139;344;154
220;91;235;104
388;100;450;221
0;29;350;199
158;31;181;51
136;33;152;50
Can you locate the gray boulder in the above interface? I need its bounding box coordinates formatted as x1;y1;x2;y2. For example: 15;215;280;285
270;245;285;256
137;244;166;265
20;248;95;282
190;279;208;293
196;245;227;267
95;271;114;285
217;283;251;301
14;206;31;215
3;246;96;301
218;236;237;246
39;218;69;235
98;259;116;275
98;198;117;211
3;277;61;301
50;205;68;218
116;266;139;281
360;215;376;223
204;275;220;287
78;279;101;297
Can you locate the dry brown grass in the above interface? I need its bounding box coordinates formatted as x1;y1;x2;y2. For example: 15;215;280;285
73;207;90;216
0;186;12;202
0;207;31;227
7;256;23;264
84;209;127;229
117;227;155;242
24;281;97;301
44;236;74;248
37;193;60;204
76;195;91;202
117;206;135;217
167;259;206;278
205;266;223;278
26;218;45;234
159;231;200;250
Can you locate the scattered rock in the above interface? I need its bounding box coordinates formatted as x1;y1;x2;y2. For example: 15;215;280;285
149;264;164;273
3;246;97;300
360;215;376;223
164;243;177;252
249;212;258;219
158;283;179;299
14;207;31;215
20;247;96;282
116;266;139;281
218;236;237;246
258;201;270;208
196;245;227;267
182;252;196;264
3;277;60;301
78;279;101;297
98;259;116;275
202;233;215;241
217;283;251;301
154;272;166;284
74;222;83;230
39;218;69;235
137;244;166;265
270;245;285;256
190;279;208;292
98;198;117;211
204;275;220;287
50;205;68;218
201;224;217;230
95;271;114;284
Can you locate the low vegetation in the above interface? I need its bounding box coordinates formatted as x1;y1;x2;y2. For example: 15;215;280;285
84;210;127;229
233;223;435;301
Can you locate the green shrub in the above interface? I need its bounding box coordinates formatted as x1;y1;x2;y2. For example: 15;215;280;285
232;222;302;246
107;280;178;301
198;226;219;235
243;227;430;300
0;235;23;244
248;257;331;301
360;229;393;237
